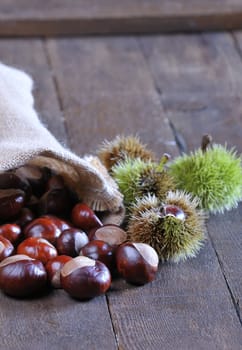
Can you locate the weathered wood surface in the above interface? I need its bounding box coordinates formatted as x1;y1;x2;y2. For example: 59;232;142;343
140;32;242;151
140;31;242;325
0;1;242;36
108;240;242;350
45;37;177;158
0;32;242;349
47;36;242;349
0;40;117;350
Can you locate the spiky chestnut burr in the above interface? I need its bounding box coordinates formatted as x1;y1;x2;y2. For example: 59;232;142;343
112;156;175;208
127;191;207;263
97;135;155;172
169;135;242;214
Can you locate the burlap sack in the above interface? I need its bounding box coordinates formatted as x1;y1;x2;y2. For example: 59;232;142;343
0;62;124;224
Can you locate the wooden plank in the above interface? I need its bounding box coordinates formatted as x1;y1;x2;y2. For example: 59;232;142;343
140;32;242;324
139;33;242;99
208;204;242;319
160;95;242;152
46;37;177;158
139;32;242;151
109;241;242;349
47;36;242;349
233;31;242;63
0;290;117;350
1;0;242;18
0;1;242;36
0;39;117;350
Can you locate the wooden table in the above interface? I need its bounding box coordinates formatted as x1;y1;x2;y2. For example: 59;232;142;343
1;5;242;350
1;0;242;35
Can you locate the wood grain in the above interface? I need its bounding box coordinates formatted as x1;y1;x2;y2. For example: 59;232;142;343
46;37;177;158
0;1;242;36
160;95;242;152
0;290;117;350
233;31;242;65
0;39;117;350
139;33;242;99
140;31;242;326
208;204;242;320
109;240;242;349
139;32;242;151
46;35;242;349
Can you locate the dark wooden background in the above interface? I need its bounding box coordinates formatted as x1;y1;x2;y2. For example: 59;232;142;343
0;2;242;350
0;0;242;35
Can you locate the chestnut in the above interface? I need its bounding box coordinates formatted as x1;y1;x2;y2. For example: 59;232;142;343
0;172;31;198
15;165;51;197
60;256;111;300
56;228;89;257
14;208;35;228
163;204;186;221
45;255;72;288
38;187;74;217
0;236;14;262
42;215;71;233
71;203;103;232
26;195;39;214
89;224;127;247
0;254;47;297
0;189;25;220
116;242;159;285
17;237;57;265
0;223;22;245
24;216;62;245
80;240;115;273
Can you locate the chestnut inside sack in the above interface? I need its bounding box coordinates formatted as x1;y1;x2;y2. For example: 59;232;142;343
0;62;124;224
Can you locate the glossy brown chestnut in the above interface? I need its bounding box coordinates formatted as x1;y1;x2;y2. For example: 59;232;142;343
17;237;57;265
0;189;25;220
42;215;71;233
0;254;47;297
163;204;186;221
0;172;31;198
0;223;22;244
80;240;115;273
56;228;89;257
38;188;74;217
89;224;127;247
26;195;39;214
45;255;72;288
24;216;62;245
14;208;35;228
61;256;111;300
0;236;14;262
71;203;103;232
116;242;159;285
15;165;51;197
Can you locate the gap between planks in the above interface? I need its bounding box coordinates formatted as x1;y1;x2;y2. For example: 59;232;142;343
137;31;242;328
0;39;118;350
45;36;242;348
14;33;241;347
41;38;120;350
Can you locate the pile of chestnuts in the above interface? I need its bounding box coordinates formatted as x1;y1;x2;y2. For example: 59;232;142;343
0;165;159;300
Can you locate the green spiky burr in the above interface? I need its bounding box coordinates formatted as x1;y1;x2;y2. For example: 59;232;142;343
169;135;242;214
127;191;207;262
97;135;155;172
112;155;175;208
